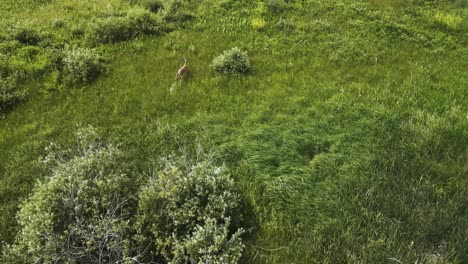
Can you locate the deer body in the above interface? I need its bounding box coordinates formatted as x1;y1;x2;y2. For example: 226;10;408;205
175;58;187;80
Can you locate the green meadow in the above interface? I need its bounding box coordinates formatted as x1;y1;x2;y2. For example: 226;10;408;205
0;0;467;263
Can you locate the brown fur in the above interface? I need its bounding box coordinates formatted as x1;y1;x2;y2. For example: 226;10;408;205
175;58;188;80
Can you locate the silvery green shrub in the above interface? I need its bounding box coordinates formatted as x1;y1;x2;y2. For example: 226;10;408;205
211;47;251;76
136;152;245;263
62;47;105;84
2;127;137;264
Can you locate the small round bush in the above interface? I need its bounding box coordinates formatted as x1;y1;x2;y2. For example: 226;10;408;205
62;47;105;84
211;47;251;76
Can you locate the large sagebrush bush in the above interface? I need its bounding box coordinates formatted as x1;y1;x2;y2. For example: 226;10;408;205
2;127;138;264
136;151;245;264
211;47;251;76
62;47;105;84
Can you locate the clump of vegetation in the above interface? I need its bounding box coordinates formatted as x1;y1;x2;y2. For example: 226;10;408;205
161;0;195;23
276;17;295;32
136;151;245;263
89;7;161;44
211;47;251;76
14;46;50;77
141;0;164;12
0;75;26;115
251;18;267;30
0;56;26;114
433;12;463;30
50;18;66;28
451;0;468;7
0;55;12;78
62;47;105;84
127;0;164;12
13;28;41;45
126;7;162;34
2;127;137;263
266;0;288;14
90;16;130;44
1;125;245;263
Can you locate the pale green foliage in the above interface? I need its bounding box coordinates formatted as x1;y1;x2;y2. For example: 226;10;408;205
136;152;244;263
2;126;135;264
182;218;244;264
211;47;251;76
62;47;105;84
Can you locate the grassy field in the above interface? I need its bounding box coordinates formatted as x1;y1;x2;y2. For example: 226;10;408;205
1;0;467;263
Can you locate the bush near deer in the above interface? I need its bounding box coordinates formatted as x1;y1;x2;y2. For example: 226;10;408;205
211;47;251;76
